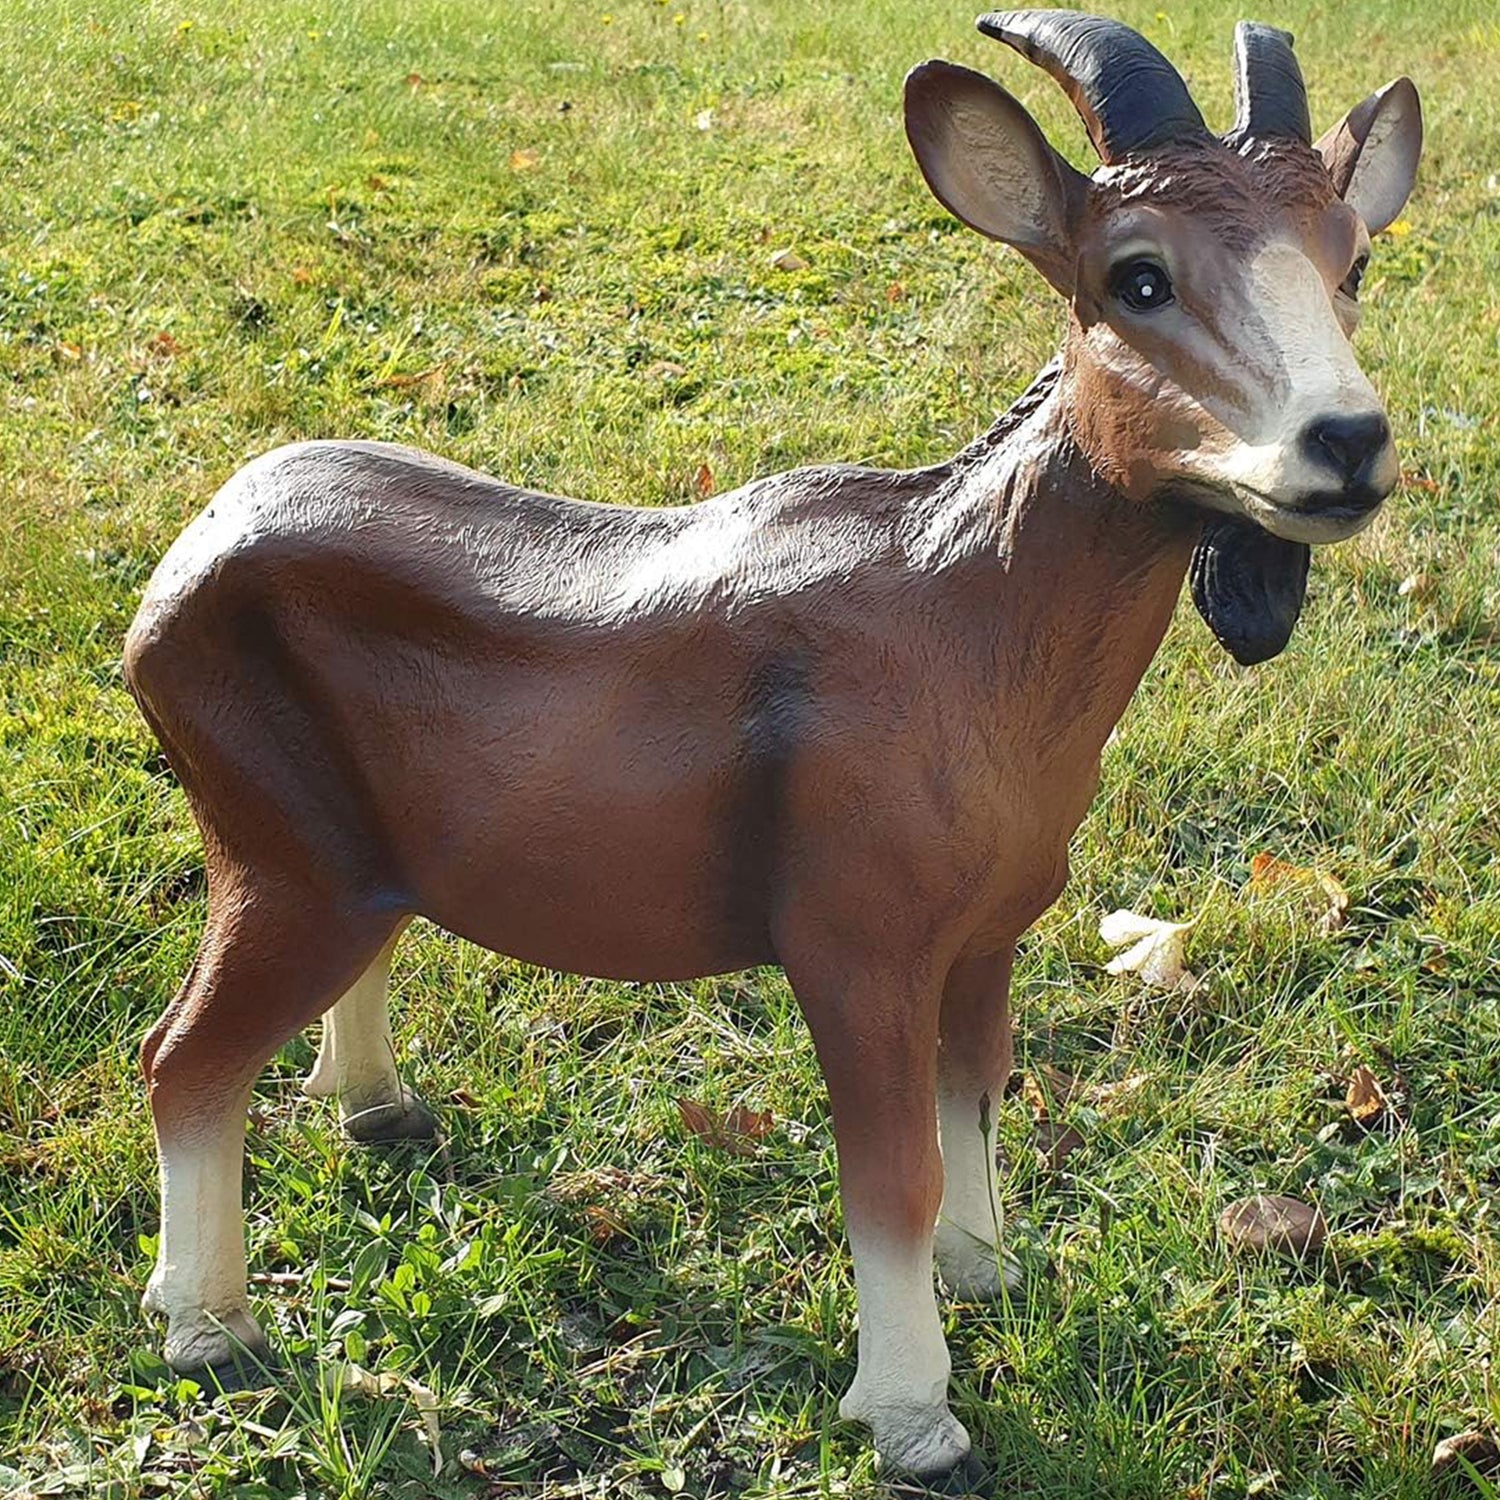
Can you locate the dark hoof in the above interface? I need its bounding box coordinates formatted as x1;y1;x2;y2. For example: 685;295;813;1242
343;1094;439;1144
179;1342;280;1396
891;1453;991;1498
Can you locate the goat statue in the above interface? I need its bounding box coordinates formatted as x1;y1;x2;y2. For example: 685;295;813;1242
125;11;1421;1478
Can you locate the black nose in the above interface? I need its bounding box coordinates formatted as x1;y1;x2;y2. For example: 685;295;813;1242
1303;413;1392;487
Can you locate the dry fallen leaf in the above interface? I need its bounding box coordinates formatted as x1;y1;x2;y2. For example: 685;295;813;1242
1432;1431;1500;1485
677;1097;772;1155
693;463;714;498
1249;852;1350;932
337;1361;403;1399
336;1364;443;1475
643;360;687;381
1099;909;1198;990
510;147;540;171
1022;1065;1078;1120
1398;571;1437;602
724;1104;774;1141
1033;1120;1085;1171
694;108;714;131
1219;1194;1326;1257
584;1204;628;1243
146;331;183;358
768;247;807;272
1345;1064;1388;1125
1088;1072;1151;1114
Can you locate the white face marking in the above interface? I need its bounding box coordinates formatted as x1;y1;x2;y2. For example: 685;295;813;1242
1175;240;1396;541
839;1228;971;1474
935;1089;1022;1298
145;1113;265;1371
304;935;406;1120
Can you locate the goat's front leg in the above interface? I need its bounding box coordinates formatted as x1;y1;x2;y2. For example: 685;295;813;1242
784;944;968;1478
302;927;436;1143
935;948;1021;1300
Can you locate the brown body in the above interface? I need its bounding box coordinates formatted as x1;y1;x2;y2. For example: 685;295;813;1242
130;385;1184;985
124;11;1422;1480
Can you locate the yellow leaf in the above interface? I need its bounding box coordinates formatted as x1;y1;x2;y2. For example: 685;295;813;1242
1387;218;1413;236
510;148;540;171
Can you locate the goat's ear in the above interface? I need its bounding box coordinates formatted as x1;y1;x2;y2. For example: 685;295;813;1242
1315;78;1422;235
904;60;1088;295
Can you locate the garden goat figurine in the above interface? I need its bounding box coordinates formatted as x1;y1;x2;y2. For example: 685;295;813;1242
126;10;1421;1479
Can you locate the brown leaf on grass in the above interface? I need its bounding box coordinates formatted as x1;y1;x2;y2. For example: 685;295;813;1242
146;332;183;358
1432;1431;1500;1484
1219;1194;1326;1258
693;463;714;498
510;148;540;171
676;1097;772;1155
1033;1120;1084;1171
1249;852;1350;932
1022;1064;1078;1120
291;265;315;285
584;1204;629;1243
885;281;906;303
768;247;807;271
405;71;427;87
724;1105;773;1141
1401;471;1441;494
1345;1064;1388;1125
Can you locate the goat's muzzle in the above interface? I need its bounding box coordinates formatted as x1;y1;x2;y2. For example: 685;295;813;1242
1297;412;1395;523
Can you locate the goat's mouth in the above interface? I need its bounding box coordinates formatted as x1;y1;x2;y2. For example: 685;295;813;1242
1231;482;1386;545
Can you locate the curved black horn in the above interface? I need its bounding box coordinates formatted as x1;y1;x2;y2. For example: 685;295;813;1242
1229;21;1311;144
975;9;1208;163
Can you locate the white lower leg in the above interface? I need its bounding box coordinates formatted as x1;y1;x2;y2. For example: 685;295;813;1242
145;1109;266;1371
839;1228;969;1475
935;1086;1020;1298
303;935;422;1130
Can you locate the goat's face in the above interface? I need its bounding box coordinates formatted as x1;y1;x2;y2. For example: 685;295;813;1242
905;15;1421;661
1066;135;1407;544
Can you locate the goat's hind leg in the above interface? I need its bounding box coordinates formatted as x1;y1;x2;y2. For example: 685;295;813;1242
935;949;1023;1300
143;889;400;1382
302;925;437;1143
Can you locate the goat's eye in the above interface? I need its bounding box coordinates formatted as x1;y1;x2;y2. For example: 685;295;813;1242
1341;252;1370;299
1110;259;1174;313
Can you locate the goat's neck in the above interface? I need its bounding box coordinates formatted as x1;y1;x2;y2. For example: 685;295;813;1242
918;369;1200;765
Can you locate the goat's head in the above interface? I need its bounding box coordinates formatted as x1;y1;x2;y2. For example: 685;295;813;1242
905;11;1422;663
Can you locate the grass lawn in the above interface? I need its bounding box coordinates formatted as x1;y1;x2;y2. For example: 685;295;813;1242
4;0;1500;1494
